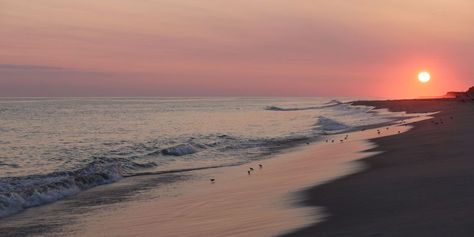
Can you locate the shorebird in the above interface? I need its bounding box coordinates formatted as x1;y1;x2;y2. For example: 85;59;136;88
250;167;254;171
331;140;334;143
248;170;251;175
259;164;263;169
210;178;215;183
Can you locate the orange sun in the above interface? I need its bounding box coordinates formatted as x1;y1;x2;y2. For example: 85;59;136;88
418;71;431;83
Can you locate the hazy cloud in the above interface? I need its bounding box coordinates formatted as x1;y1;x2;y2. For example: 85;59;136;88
0;64;64;71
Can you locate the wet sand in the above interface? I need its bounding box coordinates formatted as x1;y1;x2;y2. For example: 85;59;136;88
55;116;417;237
283;99;474;237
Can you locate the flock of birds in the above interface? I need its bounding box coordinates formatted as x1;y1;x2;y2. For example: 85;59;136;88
325;134;350;144
247;164;263;175
210;164;263;183
209;115;455;183
324;120;409;144
430;115;454;125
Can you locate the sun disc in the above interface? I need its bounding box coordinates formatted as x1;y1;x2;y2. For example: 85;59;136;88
418;71;430;83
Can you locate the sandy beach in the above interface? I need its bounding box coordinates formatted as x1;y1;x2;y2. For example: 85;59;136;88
284;99;474;236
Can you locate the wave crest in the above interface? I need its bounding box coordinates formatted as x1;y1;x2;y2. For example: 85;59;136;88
161;144;198;156
0;158;155;218
266;100;344;111
316;116;349;132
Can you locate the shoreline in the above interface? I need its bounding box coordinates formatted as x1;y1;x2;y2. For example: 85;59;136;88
1;112;426;237
283;99;474;236
68;128;392;237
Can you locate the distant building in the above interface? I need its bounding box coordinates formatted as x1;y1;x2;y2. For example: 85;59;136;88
445;91;465;99
445;86;474;101
467;86;474;97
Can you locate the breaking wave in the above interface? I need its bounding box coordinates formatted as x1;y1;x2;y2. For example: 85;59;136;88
265;100;344;111
161;144;199;156
316;116;349;133
0;158;158;218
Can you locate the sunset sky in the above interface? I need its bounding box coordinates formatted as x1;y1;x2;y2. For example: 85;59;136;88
1;0;473;98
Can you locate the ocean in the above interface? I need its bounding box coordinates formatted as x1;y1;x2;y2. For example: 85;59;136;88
0;97;399;218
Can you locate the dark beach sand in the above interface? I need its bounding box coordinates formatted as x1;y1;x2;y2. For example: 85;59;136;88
282;99;474;237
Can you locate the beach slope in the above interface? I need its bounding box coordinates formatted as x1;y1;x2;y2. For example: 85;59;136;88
283;99;474;237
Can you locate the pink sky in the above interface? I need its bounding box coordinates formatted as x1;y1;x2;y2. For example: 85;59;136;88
1;0;473;98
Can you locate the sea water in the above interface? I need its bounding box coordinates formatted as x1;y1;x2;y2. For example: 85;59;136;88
0;97;398;218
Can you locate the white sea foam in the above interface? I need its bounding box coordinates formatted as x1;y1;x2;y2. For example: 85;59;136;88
316;116;349;132
161;144;198;156
0;160;123;218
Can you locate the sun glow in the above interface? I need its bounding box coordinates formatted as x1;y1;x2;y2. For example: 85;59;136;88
418;71;430;83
